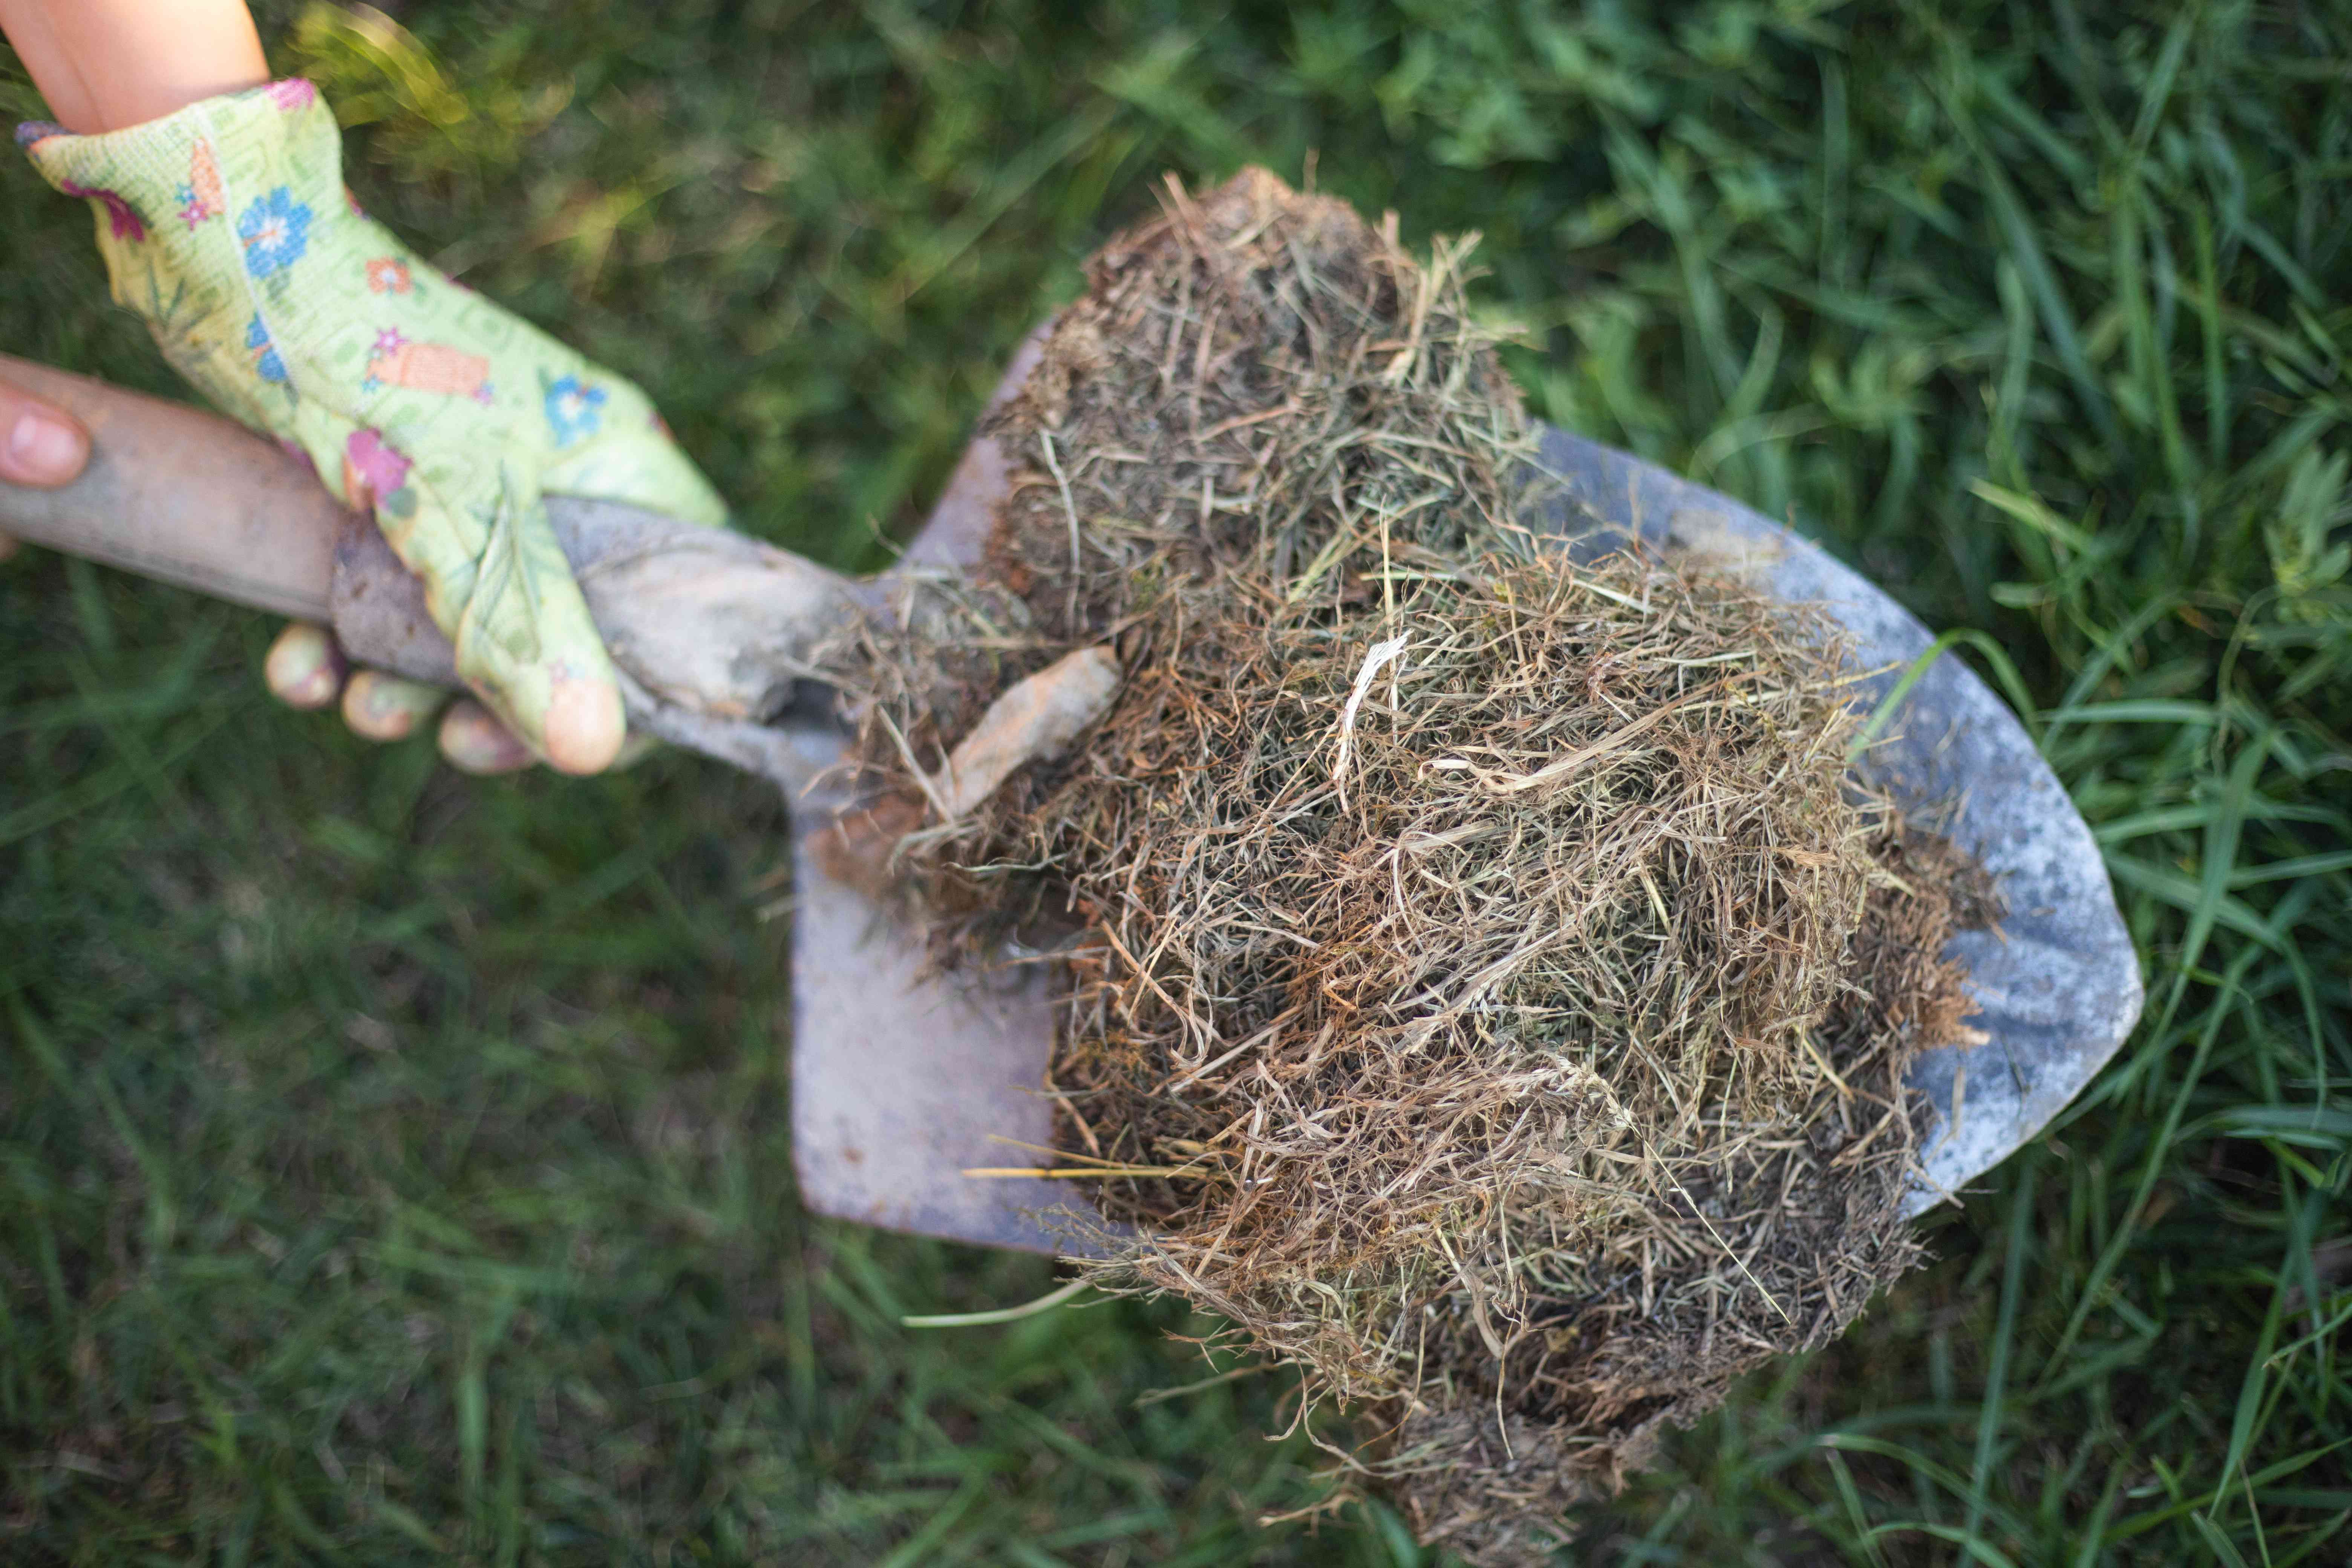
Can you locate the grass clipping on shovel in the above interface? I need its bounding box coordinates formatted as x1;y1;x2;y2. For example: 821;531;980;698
831;169;1990;1563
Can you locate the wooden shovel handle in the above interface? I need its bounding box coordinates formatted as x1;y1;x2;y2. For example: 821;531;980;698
0;354;873;724
0;352;349;623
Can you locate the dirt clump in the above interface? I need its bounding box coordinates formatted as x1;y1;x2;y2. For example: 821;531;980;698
827;168;1994;1564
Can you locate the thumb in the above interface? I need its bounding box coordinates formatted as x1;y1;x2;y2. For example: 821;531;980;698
435;477;626;775
0;382;92;487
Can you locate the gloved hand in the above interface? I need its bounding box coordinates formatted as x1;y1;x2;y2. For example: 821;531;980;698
19;78;727;773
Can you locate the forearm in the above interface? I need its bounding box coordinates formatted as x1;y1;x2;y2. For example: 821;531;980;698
0;0;267;133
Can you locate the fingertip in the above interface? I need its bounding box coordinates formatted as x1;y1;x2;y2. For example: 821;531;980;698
341;670;443;741
539;674;626;775
1;406;90;488
438;701;535;775
264;623;345;710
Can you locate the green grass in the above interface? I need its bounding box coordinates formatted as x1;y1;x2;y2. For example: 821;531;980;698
3;1;2347;1562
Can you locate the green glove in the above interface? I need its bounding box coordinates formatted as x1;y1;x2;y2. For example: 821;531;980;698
20;78;727;771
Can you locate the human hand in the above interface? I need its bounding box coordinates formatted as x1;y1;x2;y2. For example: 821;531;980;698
2;367;537;772
20;78;728;773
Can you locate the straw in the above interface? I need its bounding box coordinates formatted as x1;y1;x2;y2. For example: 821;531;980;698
825;169;1995;1565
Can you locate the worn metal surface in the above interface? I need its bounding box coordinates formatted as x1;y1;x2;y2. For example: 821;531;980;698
1530;430;2145;1215
779;335;1102;1253
784;732;1084;1250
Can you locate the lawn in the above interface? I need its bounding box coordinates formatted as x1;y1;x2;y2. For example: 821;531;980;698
3;2;2347;1563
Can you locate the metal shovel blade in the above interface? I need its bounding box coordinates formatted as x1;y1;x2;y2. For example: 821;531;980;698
785;394;2147;1253
0;348;2144;1251
0;351;2142;1256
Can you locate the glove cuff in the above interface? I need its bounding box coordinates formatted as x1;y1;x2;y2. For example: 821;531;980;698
19;80;342;253
19;83;352;441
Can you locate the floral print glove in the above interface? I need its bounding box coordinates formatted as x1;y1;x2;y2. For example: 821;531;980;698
20;79;727;770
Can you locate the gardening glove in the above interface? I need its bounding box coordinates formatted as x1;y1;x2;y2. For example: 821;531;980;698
18;78;727;774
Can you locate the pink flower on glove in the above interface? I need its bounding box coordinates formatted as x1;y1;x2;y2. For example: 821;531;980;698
57;179;147;241
342;428;413;512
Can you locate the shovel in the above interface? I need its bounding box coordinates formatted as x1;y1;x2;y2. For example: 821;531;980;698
0;345;2144;1253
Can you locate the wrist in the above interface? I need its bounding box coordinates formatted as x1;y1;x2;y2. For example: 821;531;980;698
0;0;267;134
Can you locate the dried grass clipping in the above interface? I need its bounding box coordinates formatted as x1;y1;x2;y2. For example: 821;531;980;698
830;170;1992;1564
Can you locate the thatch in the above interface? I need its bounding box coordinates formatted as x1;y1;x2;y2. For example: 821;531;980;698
824;168;1992;1564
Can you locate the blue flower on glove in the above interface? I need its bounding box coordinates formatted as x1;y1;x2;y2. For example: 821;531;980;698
542;374;606;447
237;186;311;278
245;315;289;384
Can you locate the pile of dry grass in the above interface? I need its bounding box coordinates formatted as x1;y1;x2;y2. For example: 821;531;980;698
826;169;1991;1563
